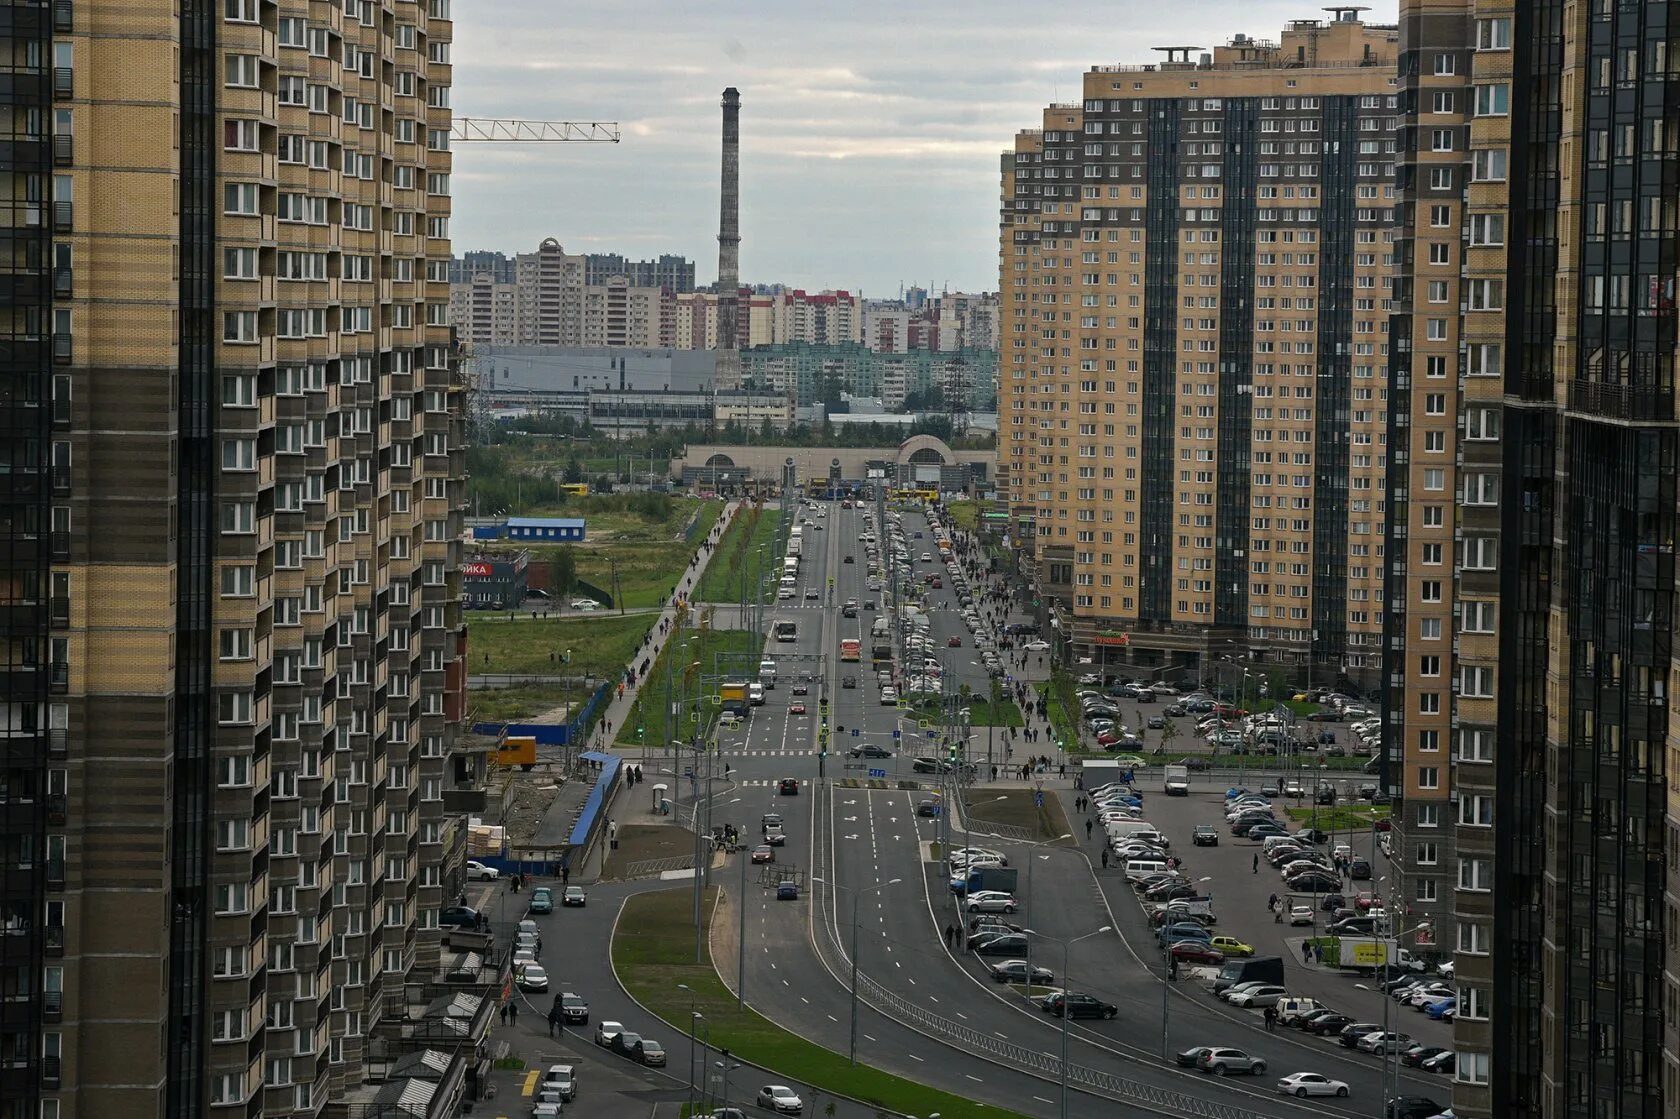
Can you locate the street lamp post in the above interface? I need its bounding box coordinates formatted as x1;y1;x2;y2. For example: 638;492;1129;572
812;876;902;1065
1024;925;1111;1119
676;984;703;1111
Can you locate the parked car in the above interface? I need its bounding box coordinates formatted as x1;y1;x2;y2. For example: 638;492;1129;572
466;860;500;880
1039;992;1118;1020
1225;984;1286;1008
634;1038;666;1067
990;959;1054;984
1175;1046;1215;1068
1196;1048;1267;1076
1168;941;1225;966
1276;1073;1350;1098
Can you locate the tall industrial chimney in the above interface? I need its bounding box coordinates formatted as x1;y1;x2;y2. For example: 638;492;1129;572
716;87;742;390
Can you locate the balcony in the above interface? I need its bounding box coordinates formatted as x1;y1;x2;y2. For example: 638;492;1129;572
42;989;61;1022
51;200;71;232
51;134;70;166
52;67;71;99
1567;379;1676;423
47;728;66;758
51;332;70;364
48;661;67;694
45;793;65;825
44;923;62;957
53;0;71;32
41;1054;59;1088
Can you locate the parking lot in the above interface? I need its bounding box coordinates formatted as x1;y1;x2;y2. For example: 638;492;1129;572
1095;785;1452;1053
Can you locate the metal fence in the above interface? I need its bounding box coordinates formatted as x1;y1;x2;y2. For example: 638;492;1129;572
620;854;696;879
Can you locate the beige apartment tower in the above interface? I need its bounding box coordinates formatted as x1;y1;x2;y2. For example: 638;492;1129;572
0;0;471;1116
1386;2;1678;1117
1001;12;1398;691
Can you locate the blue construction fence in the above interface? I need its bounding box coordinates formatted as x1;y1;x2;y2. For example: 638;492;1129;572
470;682;613;748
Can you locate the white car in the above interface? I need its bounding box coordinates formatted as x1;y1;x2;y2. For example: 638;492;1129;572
1023;640;1051;652
1276;1072;1349;1099
1226;984;1287;1008
466;860;499;880
516;963;549;992
965;891;1019;914
757;1084;804;1114
880;686;898;705
1288;905;1314;926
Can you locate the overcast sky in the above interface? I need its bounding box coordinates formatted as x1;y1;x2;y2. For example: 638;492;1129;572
451;1;1399;297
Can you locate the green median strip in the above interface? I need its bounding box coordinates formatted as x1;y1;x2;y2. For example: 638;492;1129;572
612;887;1032;1119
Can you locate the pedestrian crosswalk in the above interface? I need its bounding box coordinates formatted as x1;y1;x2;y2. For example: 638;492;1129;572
721;748;815;757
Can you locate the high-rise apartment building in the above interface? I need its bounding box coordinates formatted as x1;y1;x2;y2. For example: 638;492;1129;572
581;275;676;348
514;238;586;346
0;1;469;1116
1387;3;1677;1117
450;270;520;345
583;252;695;293
1001;13;1398;687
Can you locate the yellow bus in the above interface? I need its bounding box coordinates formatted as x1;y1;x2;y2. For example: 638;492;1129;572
559;482;590;497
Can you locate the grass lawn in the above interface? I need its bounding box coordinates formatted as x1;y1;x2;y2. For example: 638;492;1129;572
696;504;785;603
467;612;651;679
1284;804;1392;832
613;887;1030;1119
965;788;1076;844
1041;671;1087;753
946;500;980;531
616;628;765;748
908;695;1023;728
601;823;699;878
575;540;695;609
466;682;594;725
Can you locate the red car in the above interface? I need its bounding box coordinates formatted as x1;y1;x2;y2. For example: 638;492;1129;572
1096;731;1120;746
1354;892;1380;910
1168;941;1226;966
947;636;962;647
790;703;807;715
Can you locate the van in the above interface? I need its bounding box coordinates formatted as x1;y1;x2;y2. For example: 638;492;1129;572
1274;997;1321;1026
1105;819;1156;839
1123;858;1170;883
747;682;765;706
1212;955;1285;994
780;575;796;588
1130;829;1171;848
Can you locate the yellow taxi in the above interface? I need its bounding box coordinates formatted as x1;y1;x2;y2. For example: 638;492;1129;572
1210;936;1255;958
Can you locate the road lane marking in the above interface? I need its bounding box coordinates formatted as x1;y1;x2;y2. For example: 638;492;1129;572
966;1074;984;1083
827;1014;838;1023
908;1053;924;1062
1033;1096;1054;1104
864;1034;876;1042
520;1069;539;1096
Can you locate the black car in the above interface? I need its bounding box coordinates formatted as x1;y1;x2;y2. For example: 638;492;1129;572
1348;857;1372;880
842;675;857;689
1306;1013;1356;1036
792;684;809;695
915;800;941;817
968;915;1024;934
1191;825;1219;847
439;905;479;929
1041;992;1118;1020
1386;1098;1445;1119
1287;873;1342;894
843;555;854;563
609;1030;643;1059
971;933;1029;956
556;992;589;1024
1402;1045;1451;1068
1339;1022;1384;1048
778;778;799;795
1174;1046;1215;1069
848;744;893;759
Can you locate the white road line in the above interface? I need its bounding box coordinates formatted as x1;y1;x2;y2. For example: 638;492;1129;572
827;1014;838;1023
864;1033;876;1042
908;1053;924;1062
966;1074;983;1083
956;1011;968;1020
1033;1095;1054;1104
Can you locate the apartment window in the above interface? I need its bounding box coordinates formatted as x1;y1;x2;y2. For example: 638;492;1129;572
1467;342;1502;377
1457;922;1490;955
222;311;258;343
1458;794;1493;826
1467;279;1503;310
221;373;256;407
218;691;254;725
1432;53;1456;75
225;53;261;88
1419;693;1441;714
1420;617;1442;640
1417;803;1440;828
212;1009;245;1042
1472;148;1507;181
1418;766;1440;789
216;819;251;852
225;0;260;21
223;182;259;214
1456;1051;1490;1085
1420;580;1442;603
1414;842;1438;866
1423;468;1445;491
218;629;253;660
1475;17;1511;50
1460;665;1494;697
1415;878;1438;903
220;565;254;597
223;119;261;152
1474;84;1510;116
1457;857;1491;891
222;246;258;281
215;881;250;915
220;438;255;472
219;501;254;534
1430;128;1456;152
1429;167;1453;190
1467;213;1504;246
1461;536;1498;571
211;1073;244;1105
1461;601;1495;634
1462;473;1500;505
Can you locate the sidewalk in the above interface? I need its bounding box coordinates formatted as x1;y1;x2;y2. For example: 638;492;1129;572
569;501;741;881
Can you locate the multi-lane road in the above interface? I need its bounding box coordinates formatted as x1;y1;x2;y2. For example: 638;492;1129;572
650;499;1449;1119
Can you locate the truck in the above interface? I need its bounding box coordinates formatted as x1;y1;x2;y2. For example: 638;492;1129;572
1163;764;1191;796
719;682;748;718
1333;937;1429;974
1212;955;1285;995
949;866;1020;896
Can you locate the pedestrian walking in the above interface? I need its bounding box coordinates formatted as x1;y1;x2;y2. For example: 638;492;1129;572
561;865;570;887
1263;1007;1277;1032
1302;943;1313;965
945;923;957;947
547;1004;561;1037
1267;893;1277;912
1252;853;1259;873
1100;849;1110;869
1085;819;1093;839
500;1003;510;1025
509;1001;518;1024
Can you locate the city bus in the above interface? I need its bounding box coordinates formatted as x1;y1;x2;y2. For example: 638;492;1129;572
839;638;861;662
559;482;590;497
773;619;798;643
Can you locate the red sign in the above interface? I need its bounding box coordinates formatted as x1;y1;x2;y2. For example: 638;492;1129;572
1092;633;1129;647
462;562;494;577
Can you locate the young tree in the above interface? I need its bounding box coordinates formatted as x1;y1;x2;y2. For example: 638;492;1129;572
550;546;577;601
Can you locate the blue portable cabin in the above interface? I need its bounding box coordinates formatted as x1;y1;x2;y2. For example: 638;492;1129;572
505;517;586;543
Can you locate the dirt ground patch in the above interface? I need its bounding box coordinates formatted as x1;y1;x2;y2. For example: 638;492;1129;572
601;822;700;878
966;788;1076;845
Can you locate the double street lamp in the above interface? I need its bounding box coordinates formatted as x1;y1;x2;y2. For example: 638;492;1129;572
1021;924;1111;1119
676;983;709;1113
811;876;902;1064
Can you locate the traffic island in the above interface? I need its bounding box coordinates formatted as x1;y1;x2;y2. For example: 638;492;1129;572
964;789;1075;845
600;823;700;880
611;886;1030;1119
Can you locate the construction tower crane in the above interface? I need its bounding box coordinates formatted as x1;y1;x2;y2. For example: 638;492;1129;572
450;119;620;143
